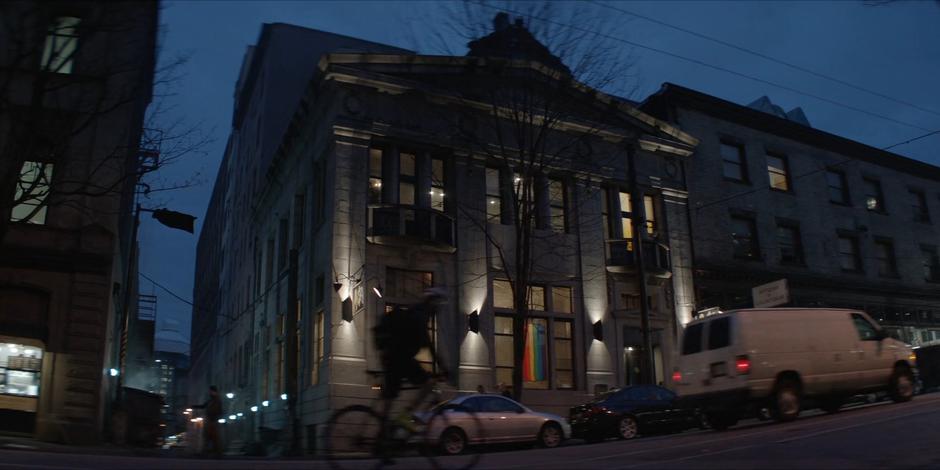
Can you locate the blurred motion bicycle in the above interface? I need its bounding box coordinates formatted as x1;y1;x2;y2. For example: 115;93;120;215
324;370;483;470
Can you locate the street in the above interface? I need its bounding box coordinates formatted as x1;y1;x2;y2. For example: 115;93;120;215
1;393;938;470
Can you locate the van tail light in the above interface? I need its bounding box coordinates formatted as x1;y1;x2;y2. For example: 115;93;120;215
735;355;751;375
672;369;682;383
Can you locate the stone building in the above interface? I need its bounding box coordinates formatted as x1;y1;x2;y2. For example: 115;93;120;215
641;83;940;345
0;1;158;442
191;19;698;452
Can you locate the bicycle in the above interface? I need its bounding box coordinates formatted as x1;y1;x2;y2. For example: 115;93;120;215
324;370;484;470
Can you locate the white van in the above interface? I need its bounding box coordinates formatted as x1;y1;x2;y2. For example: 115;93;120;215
674;308;916;429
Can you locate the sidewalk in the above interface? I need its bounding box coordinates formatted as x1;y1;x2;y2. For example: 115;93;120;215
0;434;183;458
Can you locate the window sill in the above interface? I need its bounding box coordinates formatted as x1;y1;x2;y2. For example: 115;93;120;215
770;187;794;195
866;209;888;215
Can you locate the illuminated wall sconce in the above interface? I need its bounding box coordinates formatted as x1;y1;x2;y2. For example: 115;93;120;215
593;320;604;342
468;310;480;333
333;282;344;293
372;285;383;298
342;297;353;322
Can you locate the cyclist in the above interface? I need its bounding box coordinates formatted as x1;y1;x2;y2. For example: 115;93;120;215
373;286;450;428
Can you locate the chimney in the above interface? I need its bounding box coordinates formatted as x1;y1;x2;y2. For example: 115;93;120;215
493;12;510;32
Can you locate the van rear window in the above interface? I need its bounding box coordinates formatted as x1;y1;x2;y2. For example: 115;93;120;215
682;323;704;355
707;317;731;350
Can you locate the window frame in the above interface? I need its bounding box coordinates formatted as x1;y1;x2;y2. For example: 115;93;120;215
863;177;885;213
10;161;55;225
548;178;567;233
910;188;930;223
921;245;940;283
775;221;804;265
40;16;81;75
730;214;760;260
873;238;898;278
719;140;748;183
765;152;791;192
837;233;863;273
825;168;850;205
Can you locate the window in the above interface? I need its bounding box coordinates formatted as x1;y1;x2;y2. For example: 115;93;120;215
766;153;790;191
922;246;940;282
838;234;862;272
549;179;567;232
731;215;759;259
874;239;897;277
826;169;849;204
619;191;633;244
486;167;502;223
553;320;574;389
601;190;611;238
776;223;803;264
493;279;514;309
644;195;656;235
910;189;930;222
315;274;325;306
10;161;54;224
399;152;416;205
41;17;80;74
493;281;575;390
720;141;746;181
551;286;572;314
513;172;535;221
386;268;433;299
431;157;446;211
265;238;275;286
681;323;704;355
278;218;289;272
293;194;305;247
851;313;880;341
368;148;382;205
707;317;731;350
863;178;884;212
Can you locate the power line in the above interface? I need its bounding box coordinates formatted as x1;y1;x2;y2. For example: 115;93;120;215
471;1;934;132
590;0;940;119
883;129;940;150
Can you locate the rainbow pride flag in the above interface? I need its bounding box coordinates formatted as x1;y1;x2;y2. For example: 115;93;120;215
523;321;547;382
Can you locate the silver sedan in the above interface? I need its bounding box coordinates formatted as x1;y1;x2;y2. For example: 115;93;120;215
418;394;571;455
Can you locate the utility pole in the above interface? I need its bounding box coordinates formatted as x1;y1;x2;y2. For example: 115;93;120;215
627;145;655;385
285;248;301;455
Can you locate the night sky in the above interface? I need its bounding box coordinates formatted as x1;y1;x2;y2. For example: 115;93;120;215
138;1;940;347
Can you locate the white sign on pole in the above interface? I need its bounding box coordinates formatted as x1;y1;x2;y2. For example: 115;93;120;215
752;279;790;308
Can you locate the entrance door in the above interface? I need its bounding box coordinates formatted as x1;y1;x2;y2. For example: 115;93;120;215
623;327;663;386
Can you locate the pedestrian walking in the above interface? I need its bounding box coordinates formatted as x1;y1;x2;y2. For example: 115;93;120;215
192;385;224;458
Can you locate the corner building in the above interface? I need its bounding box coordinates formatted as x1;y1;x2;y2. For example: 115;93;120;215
192;21;699;451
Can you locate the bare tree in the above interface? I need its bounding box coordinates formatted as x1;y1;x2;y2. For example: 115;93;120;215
412;1;642;400
0;1;208;244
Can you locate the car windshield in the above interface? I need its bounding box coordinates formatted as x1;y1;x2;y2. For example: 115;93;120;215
590;389;621;404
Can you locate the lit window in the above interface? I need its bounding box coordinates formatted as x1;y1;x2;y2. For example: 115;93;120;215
863;178;884;212
431;157;445;211
493;279;514;309
368;148;382;204
644;195;656;234
486;167;502;223
551;286;572;314
766;153;789;191
41;17;81;74
11;161;54;224
619;191;634;248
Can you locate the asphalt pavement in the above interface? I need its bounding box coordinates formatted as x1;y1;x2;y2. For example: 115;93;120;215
1;393;939;469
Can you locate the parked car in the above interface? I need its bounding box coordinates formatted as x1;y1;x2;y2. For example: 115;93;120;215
417;394;570;455
569;385;699;441
675;308;917;430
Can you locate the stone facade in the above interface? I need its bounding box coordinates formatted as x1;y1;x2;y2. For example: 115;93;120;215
0;1;158;443
191;22;699;453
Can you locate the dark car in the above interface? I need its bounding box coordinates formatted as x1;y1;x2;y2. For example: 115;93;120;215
569;385;699;441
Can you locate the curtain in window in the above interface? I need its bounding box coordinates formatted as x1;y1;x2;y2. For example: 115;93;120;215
523;319;548;382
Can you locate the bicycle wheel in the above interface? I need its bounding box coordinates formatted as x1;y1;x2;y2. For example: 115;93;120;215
423;403;484;470
325;405;384;470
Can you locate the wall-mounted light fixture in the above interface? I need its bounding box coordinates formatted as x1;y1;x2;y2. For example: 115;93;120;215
468;310;480;333
593;320;604;342
372;285;383;298
333;282;344;293
342;298;353;322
